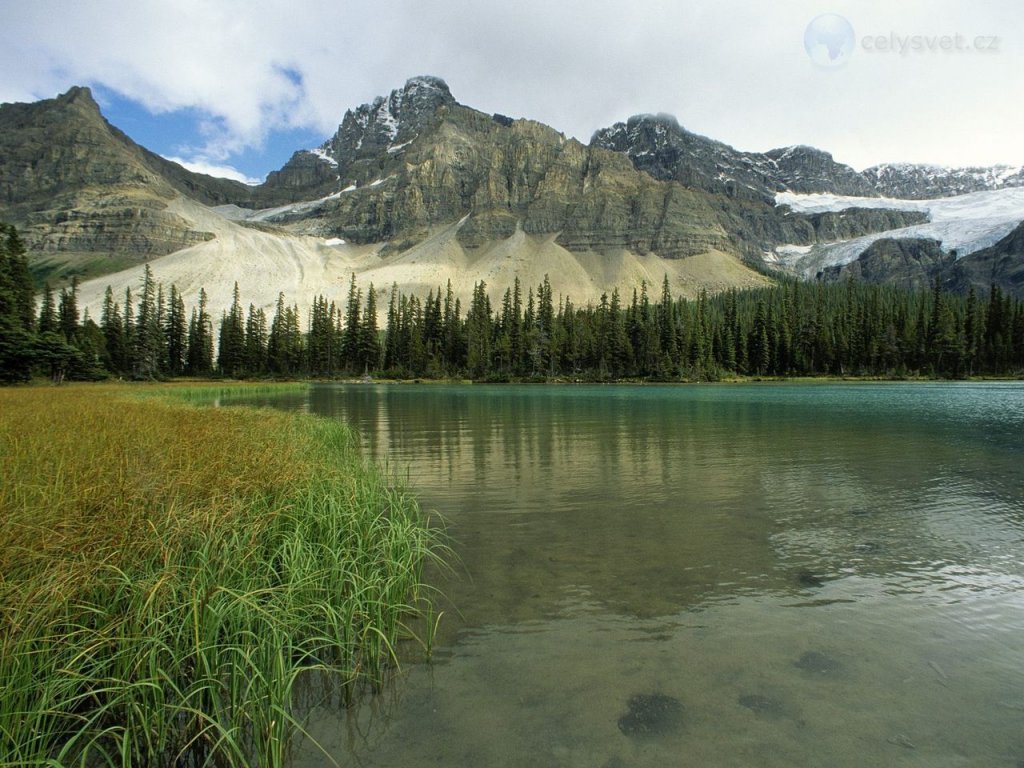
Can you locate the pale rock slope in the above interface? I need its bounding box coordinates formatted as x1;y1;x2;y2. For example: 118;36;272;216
76;196;769;323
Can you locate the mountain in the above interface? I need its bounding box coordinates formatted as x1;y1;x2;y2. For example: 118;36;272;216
2;77;1024;322
862;162;1024;200
592;113;1024;203
771;188;1024;293
591;114;877;200
818;238;953;289
0;86;257;284
944;220;1024;295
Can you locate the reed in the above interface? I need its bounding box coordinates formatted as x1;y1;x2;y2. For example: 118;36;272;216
0;383;444;767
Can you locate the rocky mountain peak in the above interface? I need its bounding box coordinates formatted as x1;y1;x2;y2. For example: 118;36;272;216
317;75;455;168
592;113;777;201
763;144;876;197
56;85;98;107
593;114;880;199
862;161;1024;199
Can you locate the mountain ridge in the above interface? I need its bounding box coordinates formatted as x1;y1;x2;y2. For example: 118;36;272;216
2;76;1023;315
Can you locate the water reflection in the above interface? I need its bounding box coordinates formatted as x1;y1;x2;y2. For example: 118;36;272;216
246;382;1024;767
299;384;1024;624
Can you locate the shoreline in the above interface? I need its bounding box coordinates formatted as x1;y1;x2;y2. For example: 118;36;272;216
0;383;443;767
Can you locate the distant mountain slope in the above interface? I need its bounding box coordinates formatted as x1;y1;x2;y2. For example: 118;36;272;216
591;114;877;200
73;195;771;325
0;87;256;283
862;162;1024;200
944;220;1024;295
592;113;1024;203
3;77;1024;306
772;188;1024;294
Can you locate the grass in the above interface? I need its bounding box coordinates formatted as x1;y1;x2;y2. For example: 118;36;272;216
0;383;445;767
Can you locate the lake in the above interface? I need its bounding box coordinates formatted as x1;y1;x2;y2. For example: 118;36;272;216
247;382;1024;767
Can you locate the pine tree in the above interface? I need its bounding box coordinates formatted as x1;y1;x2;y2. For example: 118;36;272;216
165;285;187;376
37;284;57;335
100;286;127;374
0;223;38;381
358;284;381;372
1;223;35;332
307;295;333;376
465;281;492;378
964;286;982;375
186;288;213;375
750;298;771;375
341;274;362;372
243;303;268;375
133;265;162;378
217;283;245;376
58;277;80;341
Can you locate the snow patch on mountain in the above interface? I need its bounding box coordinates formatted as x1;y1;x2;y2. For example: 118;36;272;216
773;188;1024;276
209;188;358;225
308;147;337;167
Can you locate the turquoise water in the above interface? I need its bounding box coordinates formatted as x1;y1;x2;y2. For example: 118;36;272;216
263;383;1024;767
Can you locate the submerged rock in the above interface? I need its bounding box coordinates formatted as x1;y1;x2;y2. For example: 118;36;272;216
796;569;826;588
617;693;684;738
737;693;788;717
794;650;842;674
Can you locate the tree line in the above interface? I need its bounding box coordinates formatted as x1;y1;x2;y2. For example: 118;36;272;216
2;234;1024;384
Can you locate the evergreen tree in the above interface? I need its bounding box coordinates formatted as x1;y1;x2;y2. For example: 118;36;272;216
341;274;362;372
217;283;246;376
37;284;58;335
132;265;163;378
165;285;187;376
122;287;135;372
0;223;37;381
186;288;214;375
307;295;334;376
100;286;127;374
358;284;381;372
465;281;492;378
243;303;268;375
58;277;80;342
1;224;35;331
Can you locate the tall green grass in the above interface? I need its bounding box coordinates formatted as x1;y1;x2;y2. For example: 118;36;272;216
0;384;445;767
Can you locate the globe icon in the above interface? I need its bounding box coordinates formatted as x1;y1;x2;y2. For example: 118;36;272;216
804;14;855;67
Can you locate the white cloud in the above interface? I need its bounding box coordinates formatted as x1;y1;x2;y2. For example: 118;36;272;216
2;0;1023;172
163;156;262;186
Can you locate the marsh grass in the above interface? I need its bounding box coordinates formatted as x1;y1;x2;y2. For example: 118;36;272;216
0;383;445;767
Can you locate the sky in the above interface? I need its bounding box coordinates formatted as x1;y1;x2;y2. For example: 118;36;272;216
2;0;1021;184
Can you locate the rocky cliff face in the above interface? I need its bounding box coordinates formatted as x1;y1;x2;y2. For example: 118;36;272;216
819;238;953;289
258;85;919;261
590;115;876;200
862;163;1024;200
943;221;1024;295
0;87;240;282
593;114;1024;204
255;81;738;259
762;145;877;197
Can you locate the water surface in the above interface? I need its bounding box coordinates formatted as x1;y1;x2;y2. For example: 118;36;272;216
254;383;1024;767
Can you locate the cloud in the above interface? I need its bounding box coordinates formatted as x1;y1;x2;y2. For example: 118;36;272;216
2;0;1023;172
163;156;262;185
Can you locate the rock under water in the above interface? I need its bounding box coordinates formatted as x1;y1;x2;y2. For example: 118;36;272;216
794;650;842;674
617;693;684;738
737;693;788;717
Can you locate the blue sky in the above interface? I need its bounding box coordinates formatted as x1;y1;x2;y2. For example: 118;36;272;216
3;0;1022;184
92;86;326;183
